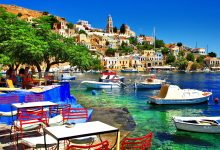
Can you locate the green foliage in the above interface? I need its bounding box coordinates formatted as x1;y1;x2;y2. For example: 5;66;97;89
191;62;200;70
17;12;22;17
186;53;195;61
120;24;126;34
0;9;101;73
178;50;185;58
78;30;87;35
155;39;165;48
196;55;205;64
208;52;217;57
161;47;169;55
42;11;49;15
129;37;138;46
118;41;133;54
177;42;182;47
67;22;74;29
113;26;117;33
105;48;116;56
174;58;188;70
166;54;176;64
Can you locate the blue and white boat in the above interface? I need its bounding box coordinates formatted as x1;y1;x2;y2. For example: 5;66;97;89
81;81;122;89
121;68;138;73
134;75;165;89
149;84;212;104
61;73;76;81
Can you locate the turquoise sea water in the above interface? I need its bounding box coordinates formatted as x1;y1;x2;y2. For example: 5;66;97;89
70;72;220;150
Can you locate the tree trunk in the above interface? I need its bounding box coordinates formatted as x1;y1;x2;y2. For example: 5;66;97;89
35;64;42;78
45;64;51;73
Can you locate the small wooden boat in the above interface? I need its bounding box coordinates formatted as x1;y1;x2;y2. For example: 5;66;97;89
81;81;122;89
134;75;165;89
173;116;220;133
149;84;212;104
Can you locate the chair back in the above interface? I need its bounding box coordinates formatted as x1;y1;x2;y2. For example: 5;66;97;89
49;103;71;117
25;94;44;102
62;107;88;124
67;140;109;150
0;95;19;104
6;79;15;88
121;132;153;150
17;107;48;129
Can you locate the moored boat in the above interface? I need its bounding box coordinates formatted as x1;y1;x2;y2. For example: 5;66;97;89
134;74;165;89
99;70;124;82
149;84;212;104
121;68;138;73
173;116;220;133
61;73;76;80
81;81;122;89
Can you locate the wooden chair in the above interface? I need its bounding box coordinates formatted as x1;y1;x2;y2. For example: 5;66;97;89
67;140;109;150
25;94;44;102
121;132;153;150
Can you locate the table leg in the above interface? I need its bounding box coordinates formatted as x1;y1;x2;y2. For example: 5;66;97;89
44;131;47;149
116;131;120;150
57;140;60;150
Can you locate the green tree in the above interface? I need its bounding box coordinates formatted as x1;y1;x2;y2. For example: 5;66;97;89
17;12;22;17
178;50;185;58
155;39;165;48
67;22;74;29
177;42;182;50
186;53;195;61
174;58;188;70
208;52;217;57
105;48;116;56
120;24;126;34
196;55;205;64
161;47;169;55
129;37;138;46
166;54;176;64
113;26;117;33
78;30;87;35
191;62;200;71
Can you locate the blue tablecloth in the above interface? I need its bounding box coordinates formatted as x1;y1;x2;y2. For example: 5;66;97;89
0;82;79;124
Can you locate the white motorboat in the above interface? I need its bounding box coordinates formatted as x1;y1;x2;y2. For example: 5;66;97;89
61;74;76;81
173;116;220;133
121;68;138;73
134;75;165;89
149;84;212;104
99;70;124;82
81;81;122;89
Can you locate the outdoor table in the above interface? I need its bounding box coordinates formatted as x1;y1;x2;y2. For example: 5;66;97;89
43;121;120;150
12;101;58;109
12;101;58;119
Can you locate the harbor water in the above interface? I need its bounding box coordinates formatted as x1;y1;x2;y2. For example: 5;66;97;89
70;72;220;150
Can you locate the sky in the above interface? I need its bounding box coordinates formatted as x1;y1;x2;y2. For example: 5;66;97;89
1;0;220;56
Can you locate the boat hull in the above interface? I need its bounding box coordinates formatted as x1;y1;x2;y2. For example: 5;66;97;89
135;83;162;89
81;81;121;89
61;76;76;80
149;96;210;104
173;117;220;133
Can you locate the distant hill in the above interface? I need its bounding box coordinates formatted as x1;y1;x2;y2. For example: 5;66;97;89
0;4;65;22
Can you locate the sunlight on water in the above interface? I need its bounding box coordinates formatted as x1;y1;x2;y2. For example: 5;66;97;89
71;72;220;150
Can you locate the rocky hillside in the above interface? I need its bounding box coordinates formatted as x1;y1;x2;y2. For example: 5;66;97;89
0;4;65;22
